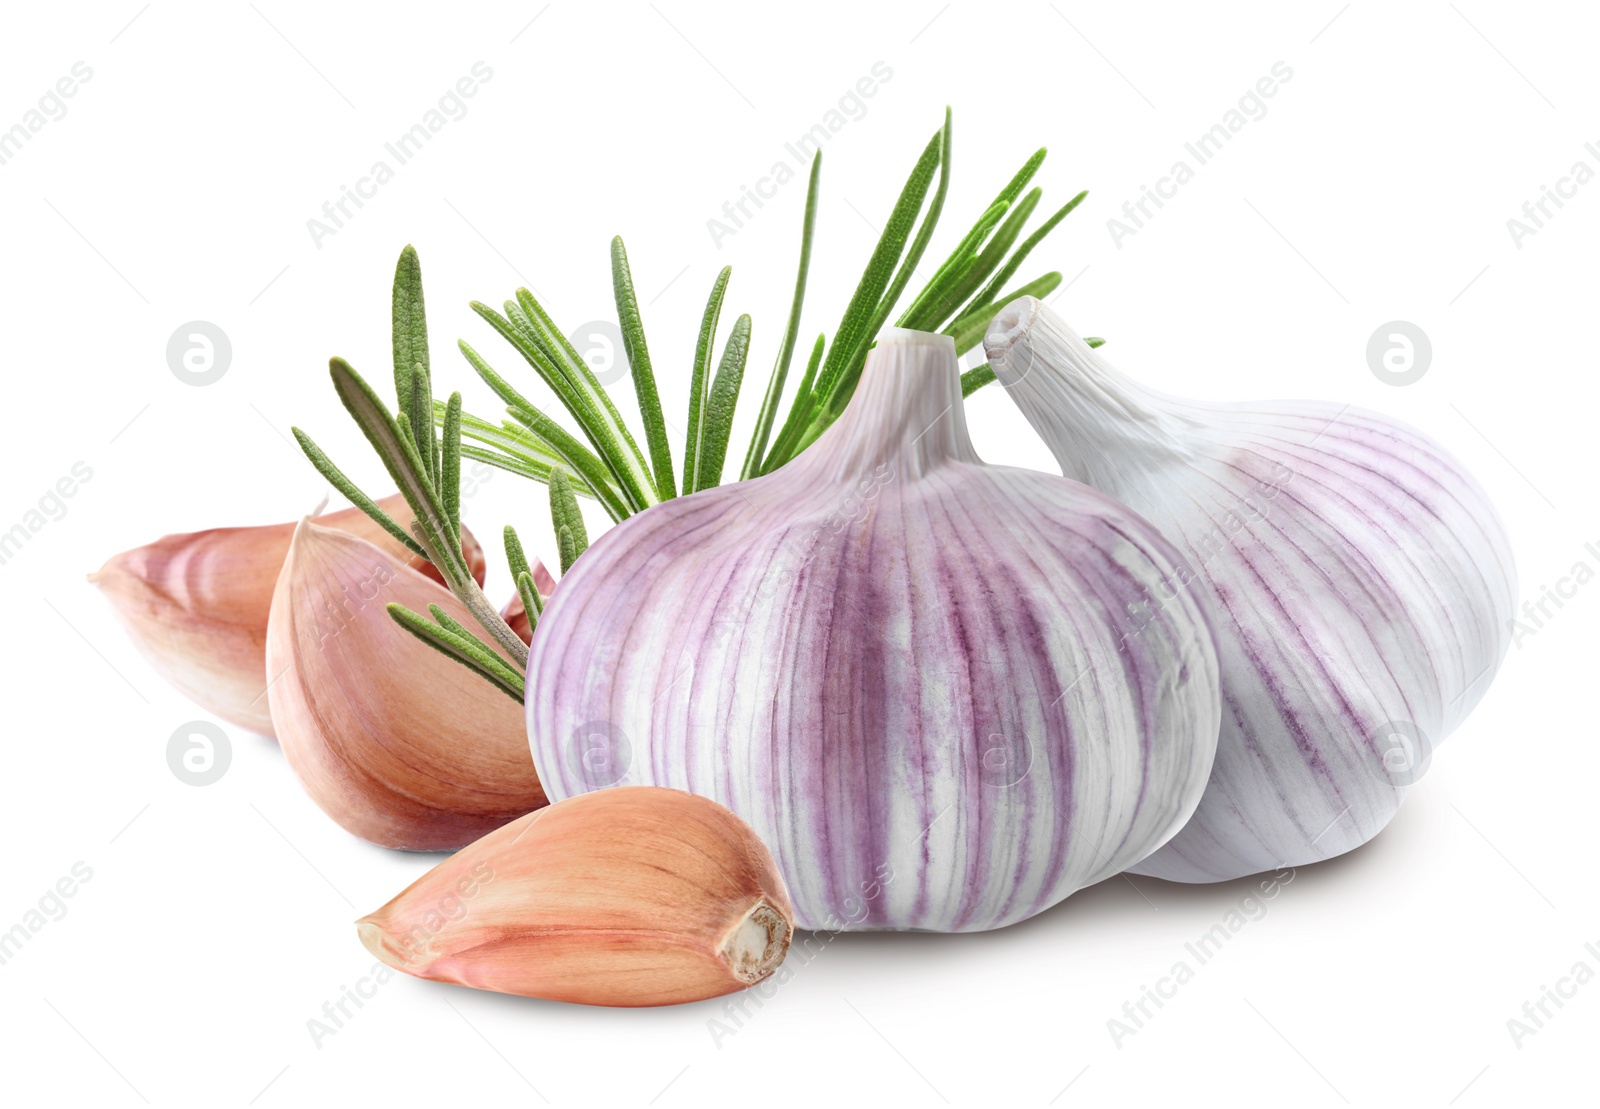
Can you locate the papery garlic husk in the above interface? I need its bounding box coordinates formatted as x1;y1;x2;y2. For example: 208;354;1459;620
357;786;794;1007
267;518;543;849
527;329;1220;931
985;296;1517;882
90;495;484;736
500;560;558;645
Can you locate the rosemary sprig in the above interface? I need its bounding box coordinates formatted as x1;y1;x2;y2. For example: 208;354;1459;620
448;109;1087;501
294;248;530;683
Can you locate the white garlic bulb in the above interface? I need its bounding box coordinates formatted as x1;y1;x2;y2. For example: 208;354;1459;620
527;328;1220;931
985;297;1516;882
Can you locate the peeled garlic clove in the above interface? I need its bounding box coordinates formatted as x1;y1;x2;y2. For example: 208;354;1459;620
528;328;1220;932
499;560;557;645
985;297;1516;882
357;787;793;1007
90;495;484;736
267;518;543;849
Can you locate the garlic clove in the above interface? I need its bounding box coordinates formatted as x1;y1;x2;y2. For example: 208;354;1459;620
90;495;484;737
499;560;557;645
266;517;544;850
356;787;793;1007
985;296;1517;882
527;328;1220;931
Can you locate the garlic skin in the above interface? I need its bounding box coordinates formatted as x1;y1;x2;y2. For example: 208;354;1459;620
91;495;483;736
528;329;1220;931
985;296;1516;882
357;787;793;1007
267;518;543;850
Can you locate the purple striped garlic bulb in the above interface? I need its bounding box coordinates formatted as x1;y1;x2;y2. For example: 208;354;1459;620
985;297;1516;883
527;328;1220;931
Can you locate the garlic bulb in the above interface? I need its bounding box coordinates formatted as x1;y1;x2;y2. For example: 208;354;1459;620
267;518;543;849
527;328;1220;931
358;787;793;1007
91;495;483;736
985;296;1516;882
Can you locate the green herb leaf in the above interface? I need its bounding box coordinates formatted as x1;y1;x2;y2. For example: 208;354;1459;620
327;357;461;581
695;313;751;491
683;266;732;495
741;153;820;481
821;107;955;418
611;236;677;500
290;427;428;560
760;332;826;474
407;363;435;486
811;117;944;409
916;187;1042;330
441;392;462;545
469;303;648;508
514;289;657;513
549;467;589;572
514;571;542;641
388;603;524;702
556;526;575;577
518;570;543;618
505;402;631;522
967;189;1088;312
391;246;430;418
503;524;534;588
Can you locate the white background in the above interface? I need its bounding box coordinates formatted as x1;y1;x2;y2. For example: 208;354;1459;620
1;1;1594;1105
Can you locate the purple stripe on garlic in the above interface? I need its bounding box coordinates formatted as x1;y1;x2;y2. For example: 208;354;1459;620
985;296;1516;883
527;328;1220;931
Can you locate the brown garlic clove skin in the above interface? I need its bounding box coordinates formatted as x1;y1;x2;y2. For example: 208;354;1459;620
90;495;484;737
499;560;557;645
267;518;543;850
357;787;794;1007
